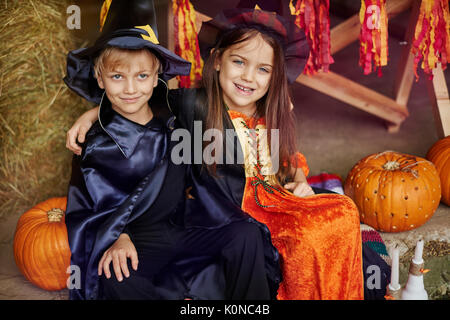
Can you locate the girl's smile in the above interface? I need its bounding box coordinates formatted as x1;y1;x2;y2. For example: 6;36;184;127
234;83;255;95
216;34;274;116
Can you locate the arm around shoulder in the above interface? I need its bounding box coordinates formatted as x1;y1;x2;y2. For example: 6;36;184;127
66;106;99;155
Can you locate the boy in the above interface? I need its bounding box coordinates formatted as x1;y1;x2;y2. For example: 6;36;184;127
64;1;192;298
64;0;272;300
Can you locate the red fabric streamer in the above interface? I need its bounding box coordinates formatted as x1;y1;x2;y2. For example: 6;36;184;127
173;0;204;88
289;0;334;75
358;0;388;76
411;0;450;80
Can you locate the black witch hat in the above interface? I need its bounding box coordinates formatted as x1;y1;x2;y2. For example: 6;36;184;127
63;0;191;104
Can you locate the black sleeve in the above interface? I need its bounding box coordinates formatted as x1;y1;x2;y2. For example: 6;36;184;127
169;88;207;130
167;88;186;120
66;153;95;227
121;224;134;242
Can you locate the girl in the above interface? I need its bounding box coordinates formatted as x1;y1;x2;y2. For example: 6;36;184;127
67;6;365;299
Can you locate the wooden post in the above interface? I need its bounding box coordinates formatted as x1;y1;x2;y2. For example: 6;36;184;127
155;0;178;89
393;0;420;105
427;63;450;139
195;11;211;32
296;71;409;125
330;15;360;55
387;0;420;132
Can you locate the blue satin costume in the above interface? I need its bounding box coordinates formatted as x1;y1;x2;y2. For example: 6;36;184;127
65;84;182;299
66;84;279;300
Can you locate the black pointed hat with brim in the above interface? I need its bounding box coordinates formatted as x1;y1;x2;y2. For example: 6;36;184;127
197;2;310;84
63;0;191;105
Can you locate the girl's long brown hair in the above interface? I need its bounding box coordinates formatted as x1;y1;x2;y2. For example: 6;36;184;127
201;28;298;184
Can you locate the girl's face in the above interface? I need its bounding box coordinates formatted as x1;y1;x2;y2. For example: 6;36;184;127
216;34;274;116
96;49;159;125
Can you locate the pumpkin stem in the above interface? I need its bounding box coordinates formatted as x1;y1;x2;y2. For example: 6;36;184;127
383;161;400;170
47;208;64;222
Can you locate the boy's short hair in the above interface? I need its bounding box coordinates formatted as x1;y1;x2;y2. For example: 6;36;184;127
93;47;161;78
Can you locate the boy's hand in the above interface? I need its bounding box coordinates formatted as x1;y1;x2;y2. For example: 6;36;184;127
284;181;315;197
66;107;99;155
98;233;139;282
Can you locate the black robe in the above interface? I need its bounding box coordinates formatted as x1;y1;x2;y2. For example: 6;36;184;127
168;88;282;297
65;84;186;300
66;85;282;300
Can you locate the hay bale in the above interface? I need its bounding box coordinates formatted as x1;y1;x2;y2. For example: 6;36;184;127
0;0;92;218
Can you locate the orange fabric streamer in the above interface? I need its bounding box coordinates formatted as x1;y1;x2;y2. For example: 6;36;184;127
359;0;388;76
412;0;450;80
99;0;112;31
173;0;204;88
229;110;364;300
289;0;334;75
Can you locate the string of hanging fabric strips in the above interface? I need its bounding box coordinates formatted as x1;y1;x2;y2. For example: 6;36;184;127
173;0;449;87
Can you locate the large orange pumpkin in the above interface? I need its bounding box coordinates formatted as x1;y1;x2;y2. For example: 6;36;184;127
344;151;441;232
13;197;71;291
427;136;450;205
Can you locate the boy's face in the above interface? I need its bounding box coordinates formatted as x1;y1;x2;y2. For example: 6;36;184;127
96;49;159;125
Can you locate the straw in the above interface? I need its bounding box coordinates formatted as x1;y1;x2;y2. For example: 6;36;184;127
0;0;93;218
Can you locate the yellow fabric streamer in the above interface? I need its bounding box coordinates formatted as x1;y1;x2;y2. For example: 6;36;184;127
412;0;450;80
99;0;112;31
359;0;389;76
173;0;204;88
289;0;334;75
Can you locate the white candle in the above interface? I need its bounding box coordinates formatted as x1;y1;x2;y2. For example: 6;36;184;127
413;239;424;264
389;246;400;290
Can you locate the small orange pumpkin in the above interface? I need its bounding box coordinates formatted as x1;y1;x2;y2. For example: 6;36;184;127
344;151;441;232
13;197;71;291
427;136;450;205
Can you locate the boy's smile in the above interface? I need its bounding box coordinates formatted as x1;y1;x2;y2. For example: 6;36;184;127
120;96;142;103
216;34;274;117
96;49;159;125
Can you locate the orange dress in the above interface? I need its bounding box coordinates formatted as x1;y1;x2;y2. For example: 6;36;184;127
229;110;364;300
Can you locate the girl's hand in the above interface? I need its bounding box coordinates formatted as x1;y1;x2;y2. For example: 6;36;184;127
98;233;139;282
284;181;315;197
66;107;99;155
284;166;314;197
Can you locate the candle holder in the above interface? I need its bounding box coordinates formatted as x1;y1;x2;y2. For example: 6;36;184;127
385;283;402;300
386;245;401;300
401;258;428;300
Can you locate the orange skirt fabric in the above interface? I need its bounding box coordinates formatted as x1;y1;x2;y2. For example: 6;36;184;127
227;110;364;300
242;179;364;300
